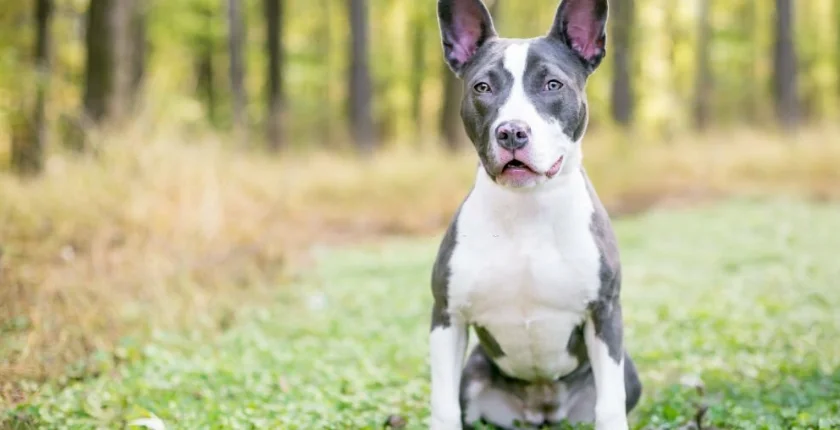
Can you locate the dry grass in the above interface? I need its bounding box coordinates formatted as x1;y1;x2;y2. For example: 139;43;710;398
1;124;839;407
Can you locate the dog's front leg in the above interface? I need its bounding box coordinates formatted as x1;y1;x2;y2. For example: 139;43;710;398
585;300;629;430
429;306;468;430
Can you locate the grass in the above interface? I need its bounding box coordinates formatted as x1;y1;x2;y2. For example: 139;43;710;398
3;198;840;429
2;124;840;408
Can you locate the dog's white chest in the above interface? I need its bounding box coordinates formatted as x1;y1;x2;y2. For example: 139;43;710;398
448;170;602;380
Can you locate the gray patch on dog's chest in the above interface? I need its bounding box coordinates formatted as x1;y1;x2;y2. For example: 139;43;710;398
474;325;506;359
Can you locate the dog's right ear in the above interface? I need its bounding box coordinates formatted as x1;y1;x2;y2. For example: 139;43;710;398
437;0;497;77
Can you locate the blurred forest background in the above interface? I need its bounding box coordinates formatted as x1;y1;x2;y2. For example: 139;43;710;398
2;0;840;409
2;0;838;164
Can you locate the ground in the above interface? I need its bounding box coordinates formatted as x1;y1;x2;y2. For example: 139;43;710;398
3;198;840;430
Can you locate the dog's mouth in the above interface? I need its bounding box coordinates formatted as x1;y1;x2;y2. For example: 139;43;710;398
500;156;564;178
502;159;536;173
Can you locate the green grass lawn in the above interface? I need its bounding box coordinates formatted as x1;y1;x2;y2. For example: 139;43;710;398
4;199;840;430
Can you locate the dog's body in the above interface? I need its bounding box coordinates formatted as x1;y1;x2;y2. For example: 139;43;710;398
429;1;641;429
437;167;642;429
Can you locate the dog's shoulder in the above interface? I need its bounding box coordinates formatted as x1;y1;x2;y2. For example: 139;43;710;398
431;188;472;305
580;167;621;292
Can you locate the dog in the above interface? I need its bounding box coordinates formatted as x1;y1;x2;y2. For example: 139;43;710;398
428;0;642;429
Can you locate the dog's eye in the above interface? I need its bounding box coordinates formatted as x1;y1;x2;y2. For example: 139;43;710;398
544;80;564;92
473;82;492;94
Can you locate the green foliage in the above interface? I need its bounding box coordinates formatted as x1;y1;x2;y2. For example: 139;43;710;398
5;199;840;429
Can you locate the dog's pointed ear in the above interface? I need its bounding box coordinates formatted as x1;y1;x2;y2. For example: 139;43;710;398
548;0;608;73
437;0;497;77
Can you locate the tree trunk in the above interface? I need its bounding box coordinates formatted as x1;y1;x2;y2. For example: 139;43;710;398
34;0;52;157
265;0;284;150
837;0;840;102
741;0;759;123
409;7;426;146
83;0;142;126
693;0;712;131
347;0;376;155
130;1;147;106
13;0;52;176
610;0;634;127
773;0;798;131
440;66;464;152
317;0;333;146
83;0;115;124
196;5;217;126
197;48;217;126
227;0;248;141
112;0;134;121
374;5;396;144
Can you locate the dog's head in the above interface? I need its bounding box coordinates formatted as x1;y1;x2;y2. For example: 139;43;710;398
437;0;608;189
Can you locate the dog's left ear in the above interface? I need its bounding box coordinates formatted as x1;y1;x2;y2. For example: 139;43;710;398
548;0;608;73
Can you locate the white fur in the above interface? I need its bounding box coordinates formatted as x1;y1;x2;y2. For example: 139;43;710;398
462;380;486;425
585;318;629;429
447;166;602;382
491;43;574;177
430;324;469;430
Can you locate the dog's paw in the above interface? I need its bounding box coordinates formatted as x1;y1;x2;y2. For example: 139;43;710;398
430;421;462;430
429;414;462;430
595;416;629;430
594;401;629;430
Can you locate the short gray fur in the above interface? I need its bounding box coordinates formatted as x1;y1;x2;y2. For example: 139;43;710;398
582;167;624;363
430;195;469;330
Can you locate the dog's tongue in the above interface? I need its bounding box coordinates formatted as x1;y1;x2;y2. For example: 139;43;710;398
545;156;564;178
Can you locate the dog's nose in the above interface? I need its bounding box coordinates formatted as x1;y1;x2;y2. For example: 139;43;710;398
495;120;531;150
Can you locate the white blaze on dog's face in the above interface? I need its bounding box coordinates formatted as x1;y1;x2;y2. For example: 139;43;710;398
480;42;585;189
437;0;608;189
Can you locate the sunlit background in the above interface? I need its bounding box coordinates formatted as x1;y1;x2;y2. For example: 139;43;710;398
1;0;839;428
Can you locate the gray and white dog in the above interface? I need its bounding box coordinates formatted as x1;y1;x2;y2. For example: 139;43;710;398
428;0;642;429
